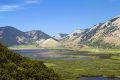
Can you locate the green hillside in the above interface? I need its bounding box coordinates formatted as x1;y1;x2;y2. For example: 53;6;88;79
0;43;61;80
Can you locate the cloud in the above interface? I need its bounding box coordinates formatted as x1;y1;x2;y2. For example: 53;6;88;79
25;0;40;4
0;0;40;12
0;5;20;12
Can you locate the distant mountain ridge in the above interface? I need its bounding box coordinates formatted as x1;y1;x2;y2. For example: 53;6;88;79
62;15;120;49
53;33;68;40
0;26;24;46
0;26;51;46
1;15;120;49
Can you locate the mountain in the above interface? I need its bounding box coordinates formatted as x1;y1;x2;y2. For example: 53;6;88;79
62;29;85;47
62;16;120;49
17;30;51;45
39;38;61;48
54;33;68;40
1;15;120;49
0;26;24;46
84;16;120;48
0;43;61;80
0;26;51;46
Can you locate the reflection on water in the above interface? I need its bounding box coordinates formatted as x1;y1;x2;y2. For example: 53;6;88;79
13;49;119;60
13;49;94;60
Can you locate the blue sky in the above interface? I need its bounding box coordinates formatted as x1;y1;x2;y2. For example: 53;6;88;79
0;0;120;36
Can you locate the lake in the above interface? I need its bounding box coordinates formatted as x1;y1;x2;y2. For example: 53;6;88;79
13;49;94;60
13;49;118;60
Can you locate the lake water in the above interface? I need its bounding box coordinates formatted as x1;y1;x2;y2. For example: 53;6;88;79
13;49;117;60
13;49;94;60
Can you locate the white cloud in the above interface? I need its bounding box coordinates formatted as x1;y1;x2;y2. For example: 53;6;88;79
0;5;20;12
25;0;39;4
0;0;40;12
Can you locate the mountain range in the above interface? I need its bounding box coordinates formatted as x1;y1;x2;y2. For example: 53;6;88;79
63;15;120;49
0;15;120;49
0;26;51;46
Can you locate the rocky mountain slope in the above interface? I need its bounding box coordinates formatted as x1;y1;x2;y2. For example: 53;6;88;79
62;29;85;47
39;38;61;48
0;26;51;46
18;30;51;45
54;33;68;40
1;15;120;49
62;16;120;48
0;26;24;46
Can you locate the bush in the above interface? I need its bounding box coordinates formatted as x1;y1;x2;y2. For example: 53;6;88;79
0;43;61;80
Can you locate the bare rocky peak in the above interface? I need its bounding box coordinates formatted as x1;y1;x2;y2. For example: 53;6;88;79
89;23;103;31
40;38;61;48
65;29;84;40
69;29;84;35
54;33;68;40
25;30;51;40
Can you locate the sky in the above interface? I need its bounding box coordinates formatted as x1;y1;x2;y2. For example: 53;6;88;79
0;0;120;36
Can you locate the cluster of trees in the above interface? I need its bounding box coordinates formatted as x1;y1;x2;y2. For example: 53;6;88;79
0;43;61;80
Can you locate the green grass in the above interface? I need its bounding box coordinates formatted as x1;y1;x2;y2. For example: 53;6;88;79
111;56;120;60
8;44;120;80
44;63;56;67
78;48;120;54
9;44;41;49
8;45;120;80
43;59;120;80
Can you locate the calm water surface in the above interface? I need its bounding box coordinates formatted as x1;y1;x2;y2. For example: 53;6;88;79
13;49;94;60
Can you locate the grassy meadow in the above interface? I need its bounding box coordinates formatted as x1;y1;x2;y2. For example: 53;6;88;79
42;48;120;80
44;59;120;80
11;46;120;80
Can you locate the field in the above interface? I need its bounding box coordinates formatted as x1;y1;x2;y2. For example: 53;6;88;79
14;48;120;80
43;49;120;80
44;59;120;80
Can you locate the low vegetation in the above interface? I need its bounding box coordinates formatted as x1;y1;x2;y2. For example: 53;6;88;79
7;44;120;80
0;43;61;80
44;59;120;80
9;44;40;49
85;39;117;49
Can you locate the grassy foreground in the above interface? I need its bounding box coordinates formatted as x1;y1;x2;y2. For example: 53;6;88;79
9;45;120;80
44;58;120;80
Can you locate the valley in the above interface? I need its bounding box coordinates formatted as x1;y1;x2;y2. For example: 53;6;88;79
13;49;120;80
1;15;120;80
1;0;120;80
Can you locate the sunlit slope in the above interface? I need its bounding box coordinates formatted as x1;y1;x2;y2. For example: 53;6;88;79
0;43;61;80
